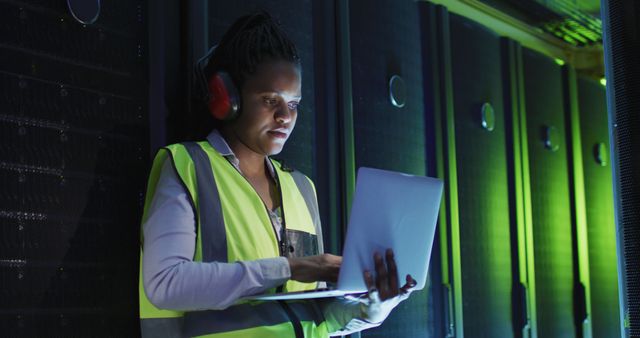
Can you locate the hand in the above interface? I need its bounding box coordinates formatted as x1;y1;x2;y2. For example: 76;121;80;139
365;249;416;301
288;254;342;283
348;249;417;324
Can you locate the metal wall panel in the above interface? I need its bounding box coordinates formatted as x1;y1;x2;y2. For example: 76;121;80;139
522;48;576;338
0;0;148;336
349;0;429;336
577;76;621;338
449;13;514;338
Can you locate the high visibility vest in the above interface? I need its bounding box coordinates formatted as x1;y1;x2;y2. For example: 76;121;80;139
138;141;329;338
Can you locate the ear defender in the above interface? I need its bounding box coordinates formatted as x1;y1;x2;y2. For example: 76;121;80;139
208;71;241;121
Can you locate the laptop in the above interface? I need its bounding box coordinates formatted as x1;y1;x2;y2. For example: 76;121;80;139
244;167;443;301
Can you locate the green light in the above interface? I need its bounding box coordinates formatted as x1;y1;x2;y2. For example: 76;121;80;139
554;58;565;66
600;78;606;86
624;313;630;328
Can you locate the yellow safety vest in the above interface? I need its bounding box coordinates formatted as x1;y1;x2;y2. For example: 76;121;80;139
138;141;329;337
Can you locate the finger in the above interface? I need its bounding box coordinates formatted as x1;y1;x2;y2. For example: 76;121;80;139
327;254;343;266
323;254;341;283
330;268;339;284
400;274;418;294
386;249;399;297
374;252;389;300
363;270;379;305
363;270;376;291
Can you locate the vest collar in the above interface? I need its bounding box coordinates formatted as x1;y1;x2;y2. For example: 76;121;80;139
206;129;277;180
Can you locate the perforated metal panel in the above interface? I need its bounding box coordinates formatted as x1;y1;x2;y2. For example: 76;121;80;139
449;13;514;338
577;76;621;338
601;1;640;336
0;0;148;336
522;48;576;338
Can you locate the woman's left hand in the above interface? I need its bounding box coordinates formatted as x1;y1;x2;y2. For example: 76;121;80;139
349;248;417;324
365;249;416;301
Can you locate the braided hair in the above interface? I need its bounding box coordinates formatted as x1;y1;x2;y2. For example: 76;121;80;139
189;10;300;140
205;10;300;91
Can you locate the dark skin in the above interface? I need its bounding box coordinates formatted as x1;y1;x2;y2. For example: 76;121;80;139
220;59;300;211
365;249;416;300
220;59;415;300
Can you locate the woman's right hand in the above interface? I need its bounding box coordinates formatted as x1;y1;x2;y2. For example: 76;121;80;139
287;254;342;283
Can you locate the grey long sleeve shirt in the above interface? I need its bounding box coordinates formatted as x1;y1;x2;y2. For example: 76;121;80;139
141;130;376;336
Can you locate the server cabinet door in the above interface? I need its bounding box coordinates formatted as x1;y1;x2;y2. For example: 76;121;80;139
349;0;429;336
522;48;576;338
449;13;514;338
577;76;621;338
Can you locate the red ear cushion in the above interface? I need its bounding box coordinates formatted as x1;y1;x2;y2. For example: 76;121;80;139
208;74;232;120
208;72;240;121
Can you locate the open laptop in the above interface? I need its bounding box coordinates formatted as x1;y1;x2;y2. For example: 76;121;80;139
245;166;443;301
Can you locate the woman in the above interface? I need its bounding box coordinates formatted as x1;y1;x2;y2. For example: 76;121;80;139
139;11;415;338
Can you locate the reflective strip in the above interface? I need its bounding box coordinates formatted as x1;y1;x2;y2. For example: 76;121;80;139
289;171;321;232
288;170;325;258
182;142;228;263
165;148;199;232
140;317;184;338
286;229;319;257
183;301;324;337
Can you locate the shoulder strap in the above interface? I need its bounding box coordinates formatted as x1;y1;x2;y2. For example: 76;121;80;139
181;142;228;263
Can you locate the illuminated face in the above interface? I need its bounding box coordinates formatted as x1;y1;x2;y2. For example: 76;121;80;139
228;59;302;156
